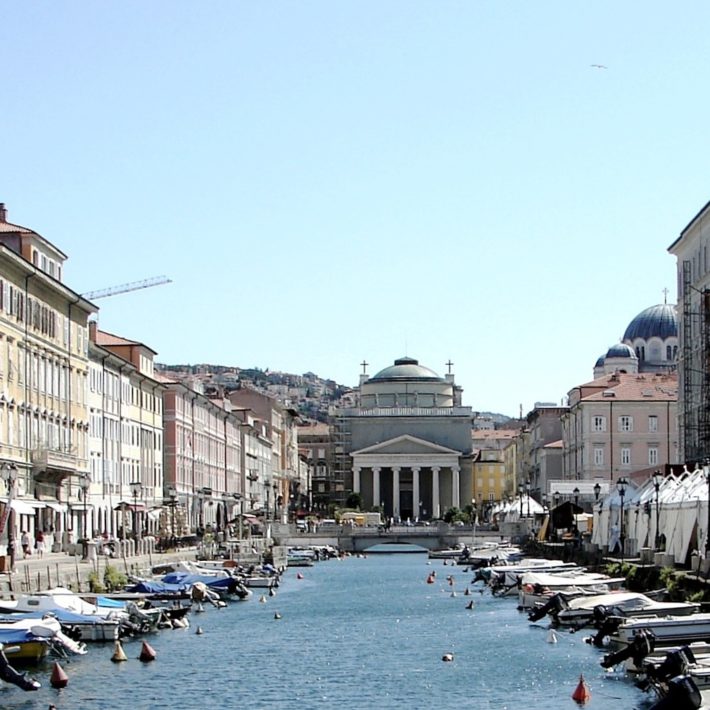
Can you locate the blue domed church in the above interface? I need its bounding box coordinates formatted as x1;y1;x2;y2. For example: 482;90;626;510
593;303;678;378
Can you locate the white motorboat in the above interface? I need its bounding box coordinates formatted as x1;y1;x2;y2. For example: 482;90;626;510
606;613;710;650
477;560;583;595
551;591;700;627
517;571;626;609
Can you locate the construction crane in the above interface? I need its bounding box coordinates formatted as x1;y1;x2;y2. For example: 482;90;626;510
82;275;172;301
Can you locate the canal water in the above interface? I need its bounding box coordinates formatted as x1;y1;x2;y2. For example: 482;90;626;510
1;549;649;709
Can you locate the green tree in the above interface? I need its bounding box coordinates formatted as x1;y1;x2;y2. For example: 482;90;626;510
345;492;363;510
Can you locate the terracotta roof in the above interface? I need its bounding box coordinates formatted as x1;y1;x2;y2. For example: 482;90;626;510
0;221;34;234
544;439;563;449
580;372;677;402
95;330;140;347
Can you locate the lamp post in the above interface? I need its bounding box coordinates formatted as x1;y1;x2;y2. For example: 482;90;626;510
617;476;628;562
704;459;710;557
652;469;663;551
272;483;278;522
573;487;580;509
593;482;601;503
1;464;17;571
518;483;524;518
129;481;141;543
167;486;178;546
80;476;90;559
525;479;531;517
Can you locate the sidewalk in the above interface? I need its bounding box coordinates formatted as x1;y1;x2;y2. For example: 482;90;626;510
0;546;197;594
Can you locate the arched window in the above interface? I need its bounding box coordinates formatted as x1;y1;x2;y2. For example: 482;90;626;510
666;345;672;360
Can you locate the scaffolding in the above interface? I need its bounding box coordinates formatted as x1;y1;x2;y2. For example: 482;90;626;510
681;259;710;462
329;411;352;508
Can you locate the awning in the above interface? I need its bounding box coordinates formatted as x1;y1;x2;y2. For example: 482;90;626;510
10;500;38;515
69;502;94;511
114;501;146;512
44;501;68;513
147;509;162;521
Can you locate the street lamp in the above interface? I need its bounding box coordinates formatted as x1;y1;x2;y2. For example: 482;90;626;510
1;464;18;571
79;476;90;558
525;479;531;517
272;483;278;521
704;460;710;557
573;487;580;509
617;476;628;562
652;469;663;551
167;486;178;546
593;482;601;503
518;483;524;518
129;481;141;542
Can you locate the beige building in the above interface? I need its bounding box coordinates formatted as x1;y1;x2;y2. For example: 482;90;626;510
0;204;96;553
89;326;165;539
668;201;710;461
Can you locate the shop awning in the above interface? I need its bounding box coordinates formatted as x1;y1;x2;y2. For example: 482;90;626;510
114;501;146;512
11;500;38;515
44;501;67;513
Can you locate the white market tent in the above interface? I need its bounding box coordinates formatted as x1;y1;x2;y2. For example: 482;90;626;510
592;466;710;564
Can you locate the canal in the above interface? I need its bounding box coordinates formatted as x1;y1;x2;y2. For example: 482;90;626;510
1;549;647;709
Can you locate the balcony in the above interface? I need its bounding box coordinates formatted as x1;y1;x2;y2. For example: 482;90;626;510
31;446;85;480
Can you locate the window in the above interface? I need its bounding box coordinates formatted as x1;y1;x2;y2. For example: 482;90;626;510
593;447;604;466
621;447;631;466
649;447;659;466
592;415;606;432
619;416;633;432
649;416;658;433
666;346;672;360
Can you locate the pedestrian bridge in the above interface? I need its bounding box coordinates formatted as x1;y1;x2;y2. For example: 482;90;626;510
279;525;497;553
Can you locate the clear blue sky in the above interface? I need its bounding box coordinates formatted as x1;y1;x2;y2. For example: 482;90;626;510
2;2;708;417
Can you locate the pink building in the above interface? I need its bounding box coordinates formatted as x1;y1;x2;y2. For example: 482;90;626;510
562;371;679;487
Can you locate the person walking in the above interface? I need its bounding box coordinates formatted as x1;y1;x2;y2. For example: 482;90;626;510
20;530;31;558
35;530;45;559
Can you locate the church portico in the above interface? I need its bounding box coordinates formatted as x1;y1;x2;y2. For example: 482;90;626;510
352;435;464;521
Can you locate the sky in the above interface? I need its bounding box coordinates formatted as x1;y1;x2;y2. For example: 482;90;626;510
2;2;709;417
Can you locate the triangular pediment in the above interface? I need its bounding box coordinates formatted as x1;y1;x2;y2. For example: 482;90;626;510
352;434;460;456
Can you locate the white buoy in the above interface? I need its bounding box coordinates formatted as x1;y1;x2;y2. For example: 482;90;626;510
547;629;558;644
442;653;454;662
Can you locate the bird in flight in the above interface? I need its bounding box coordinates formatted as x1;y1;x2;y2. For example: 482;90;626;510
590;64;607;69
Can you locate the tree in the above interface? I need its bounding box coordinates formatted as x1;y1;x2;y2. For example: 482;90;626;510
345;492;362;510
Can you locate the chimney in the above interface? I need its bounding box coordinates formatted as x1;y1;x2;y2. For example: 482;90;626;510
0;204;6;222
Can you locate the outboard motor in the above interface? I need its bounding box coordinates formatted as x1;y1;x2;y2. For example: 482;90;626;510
0;646;40;691
528;593;565;623
601;629;655;669
592;604;611;626
591;616;625;649
647;647;696;683
648;675;702;710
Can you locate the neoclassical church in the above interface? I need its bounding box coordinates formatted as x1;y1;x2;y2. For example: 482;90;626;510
593;303;678;378
336;357;474;520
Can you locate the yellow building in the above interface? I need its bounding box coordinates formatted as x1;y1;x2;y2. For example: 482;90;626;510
0;204;95;553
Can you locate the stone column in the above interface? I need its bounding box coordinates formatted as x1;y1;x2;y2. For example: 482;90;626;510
372;467;381;509
432;466;440;519
452;465;460;509
353;466;361;494
392;466;401;519
412;466;420;520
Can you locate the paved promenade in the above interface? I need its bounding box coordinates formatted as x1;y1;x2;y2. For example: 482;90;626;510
0;546;199;595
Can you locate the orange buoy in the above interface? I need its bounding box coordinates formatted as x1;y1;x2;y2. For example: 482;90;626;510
111;640;128;662
572;674;591;704
426;574;435;584
139;640;157;662
50;662;69;689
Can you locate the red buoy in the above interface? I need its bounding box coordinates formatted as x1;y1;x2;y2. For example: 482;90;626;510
426;574;435;584
139;641;157;662
50;662;69;689
572;674;591;704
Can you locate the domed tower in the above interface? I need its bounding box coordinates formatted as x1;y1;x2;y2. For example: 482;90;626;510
596;343;639;377
622;304;678;373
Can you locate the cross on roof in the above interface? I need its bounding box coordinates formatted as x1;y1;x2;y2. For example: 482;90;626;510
446;360;454;374
360;360;368;374
662;287;669;304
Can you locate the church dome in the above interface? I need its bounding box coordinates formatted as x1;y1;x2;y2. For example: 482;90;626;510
369;357;444;382
623;304;678;341
606;343;637;359
594;354;606;367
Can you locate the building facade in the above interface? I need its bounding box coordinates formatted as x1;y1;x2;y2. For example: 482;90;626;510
335;357;474;521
